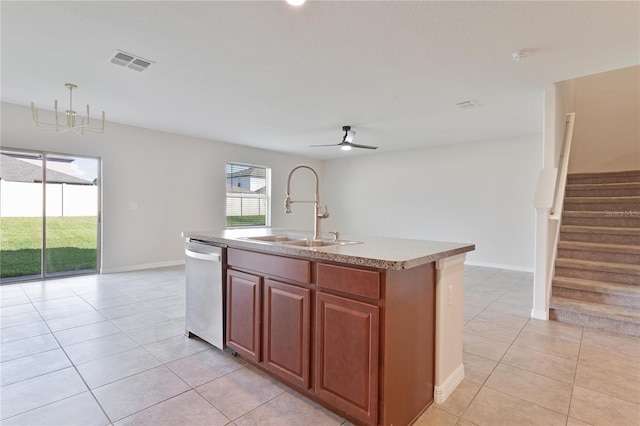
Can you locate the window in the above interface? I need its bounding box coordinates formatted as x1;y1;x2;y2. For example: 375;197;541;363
226;162;270;227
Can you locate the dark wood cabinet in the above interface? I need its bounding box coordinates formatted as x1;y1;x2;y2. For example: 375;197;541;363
226;248;312;389
315;292;379;426
226;269;261;363
225;248;436;426
263;279;311;389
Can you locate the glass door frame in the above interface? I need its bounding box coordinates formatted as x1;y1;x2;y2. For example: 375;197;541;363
0;147;102;282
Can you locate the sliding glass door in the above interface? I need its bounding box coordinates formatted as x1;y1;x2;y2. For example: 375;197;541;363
0;149;100;282
44;154;100;277
0;150;44;280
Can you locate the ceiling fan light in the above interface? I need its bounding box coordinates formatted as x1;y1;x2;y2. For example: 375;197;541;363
286;0;305;6
341;145;352;151
344;130;356;143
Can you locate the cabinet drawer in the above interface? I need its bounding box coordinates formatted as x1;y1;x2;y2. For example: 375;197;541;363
316;263;380;299
228;248;311;284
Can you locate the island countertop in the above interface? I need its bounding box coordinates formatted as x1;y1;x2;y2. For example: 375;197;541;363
183;228;475;270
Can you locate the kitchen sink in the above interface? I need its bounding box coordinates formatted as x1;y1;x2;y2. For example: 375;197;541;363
281;239;362;247
240;235;362;248
241;235;304;243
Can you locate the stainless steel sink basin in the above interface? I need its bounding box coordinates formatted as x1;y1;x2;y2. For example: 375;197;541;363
280;239;362;247
241;235;303;243
240;235;362;248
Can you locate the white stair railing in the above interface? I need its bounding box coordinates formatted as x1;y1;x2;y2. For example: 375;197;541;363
551;113;576;219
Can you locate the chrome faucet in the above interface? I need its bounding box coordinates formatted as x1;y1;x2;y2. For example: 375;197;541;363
285;165;329;241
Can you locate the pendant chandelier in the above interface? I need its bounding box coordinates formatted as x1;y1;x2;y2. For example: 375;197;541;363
31;83;105;134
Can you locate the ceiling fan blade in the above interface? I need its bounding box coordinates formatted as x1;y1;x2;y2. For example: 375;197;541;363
310;125;376;150
344;130;356;143
309;143;340;147
349;143;378;150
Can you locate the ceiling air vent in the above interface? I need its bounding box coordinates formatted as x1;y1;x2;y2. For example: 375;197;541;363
456;100;476;110
109;50;154;72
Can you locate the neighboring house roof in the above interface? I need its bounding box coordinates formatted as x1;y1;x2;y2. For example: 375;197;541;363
226;183;266;195
227;167;265;179
0;154;94;185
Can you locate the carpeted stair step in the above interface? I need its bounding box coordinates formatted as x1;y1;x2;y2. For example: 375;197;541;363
549;296;640;337
557;241;640;264
555;258;640;286
552;276;640;309
559;225;640;245
567;170;640;185
562;211;640;228
565;182;640;198
553;170;640;336
563;196;640;212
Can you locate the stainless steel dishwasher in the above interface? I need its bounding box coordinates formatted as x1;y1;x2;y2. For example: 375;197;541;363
185;240;226;350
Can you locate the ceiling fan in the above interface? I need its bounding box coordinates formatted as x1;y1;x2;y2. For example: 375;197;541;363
310;125;378;151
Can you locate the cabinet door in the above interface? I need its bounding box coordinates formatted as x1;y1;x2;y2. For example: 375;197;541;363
226;269;261;363
263;279;311;389
315;292;379;426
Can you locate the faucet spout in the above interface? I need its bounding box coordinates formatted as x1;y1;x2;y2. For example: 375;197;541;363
285;165;329;241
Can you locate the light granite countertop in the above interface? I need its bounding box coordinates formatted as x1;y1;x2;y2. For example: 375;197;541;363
183;228;475;270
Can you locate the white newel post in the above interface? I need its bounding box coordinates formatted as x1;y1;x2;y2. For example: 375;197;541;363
434;253;467;403
532;207;551;320
532;167;558;320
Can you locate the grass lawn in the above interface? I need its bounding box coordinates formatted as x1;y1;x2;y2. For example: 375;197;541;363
0;216;97;278
226;215;266;227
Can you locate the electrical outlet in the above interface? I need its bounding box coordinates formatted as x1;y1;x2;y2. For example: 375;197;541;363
448;285;453;305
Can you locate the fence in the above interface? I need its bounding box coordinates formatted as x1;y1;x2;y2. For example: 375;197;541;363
226;196;266;217
0;180;97;217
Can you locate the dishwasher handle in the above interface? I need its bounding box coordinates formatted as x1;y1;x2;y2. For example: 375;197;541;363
185;249;221;262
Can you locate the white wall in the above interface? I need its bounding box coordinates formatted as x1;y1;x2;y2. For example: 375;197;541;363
541;77;577;171
2;101;542;272
568;65;640;173
323;135;542;271
1;102;321;272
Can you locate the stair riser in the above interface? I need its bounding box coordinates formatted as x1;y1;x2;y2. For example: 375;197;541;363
568;182;640;189
552;286;640;309
561;216;640;228
554;267;640;286
560;232;640;245
549;309;640;337
557;249;640;264
566;188;640;197
567;175;640;185
564;201;640;212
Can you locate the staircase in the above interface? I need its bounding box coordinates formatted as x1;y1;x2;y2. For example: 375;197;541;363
550;170;640;337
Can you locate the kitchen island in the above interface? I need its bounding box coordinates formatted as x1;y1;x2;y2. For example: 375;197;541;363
183;228;474;426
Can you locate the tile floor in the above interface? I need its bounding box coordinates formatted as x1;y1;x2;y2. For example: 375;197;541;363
0;266;638;425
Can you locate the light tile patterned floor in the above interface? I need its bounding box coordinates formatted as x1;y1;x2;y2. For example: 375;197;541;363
1;266;639;425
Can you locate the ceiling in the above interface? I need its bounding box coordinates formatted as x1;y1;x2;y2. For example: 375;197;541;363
2;1;638;159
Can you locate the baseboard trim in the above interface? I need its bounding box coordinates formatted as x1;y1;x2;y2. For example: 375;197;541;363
101;260;184;274
465;260;533;273
434;363;465;404
531;308;549;320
